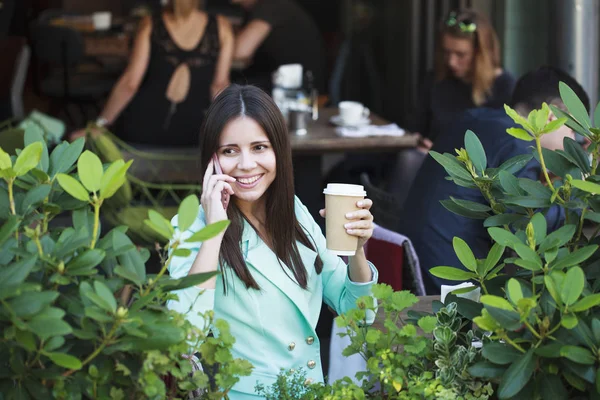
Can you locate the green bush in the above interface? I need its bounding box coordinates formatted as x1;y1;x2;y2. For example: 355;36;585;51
256;286;491;399
431;82;600;399
0;134;252;399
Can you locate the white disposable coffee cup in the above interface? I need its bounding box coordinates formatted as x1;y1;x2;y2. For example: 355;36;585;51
323;183;367;256
338;101;370;125
93;12;112;31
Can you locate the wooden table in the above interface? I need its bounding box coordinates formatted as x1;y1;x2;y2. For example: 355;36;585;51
372;295;440;332
291;108;419;153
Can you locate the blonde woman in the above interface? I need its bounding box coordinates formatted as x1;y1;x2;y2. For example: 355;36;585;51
411;8;515;147
71;0;234;146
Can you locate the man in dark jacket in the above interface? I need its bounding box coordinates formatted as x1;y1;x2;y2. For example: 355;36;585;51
400;66;589;294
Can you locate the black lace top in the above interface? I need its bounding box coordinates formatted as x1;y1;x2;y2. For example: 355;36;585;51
114;13;220;147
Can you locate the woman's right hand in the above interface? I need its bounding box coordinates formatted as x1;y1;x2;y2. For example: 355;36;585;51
200;159;235;224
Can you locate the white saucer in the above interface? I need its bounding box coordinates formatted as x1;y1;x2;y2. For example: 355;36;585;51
330;115;371;127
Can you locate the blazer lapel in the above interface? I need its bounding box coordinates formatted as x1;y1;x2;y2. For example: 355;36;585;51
242;221;317;322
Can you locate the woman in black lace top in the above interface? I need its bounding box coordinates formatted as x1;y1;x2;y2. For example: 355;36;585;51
72;0;234;147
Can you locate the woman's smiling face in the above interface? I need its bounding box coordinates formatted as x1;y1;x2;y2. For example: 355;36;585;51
216;116;277;207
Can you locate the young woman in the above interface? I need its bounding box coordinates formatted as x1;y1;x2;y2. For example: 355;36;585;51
389;8;516;202
411;8;515;145
167;84;378;398
71;0;234;146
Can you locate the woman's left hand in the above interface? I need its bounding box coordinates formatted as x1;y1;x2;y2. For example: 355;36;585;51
319;198;374;250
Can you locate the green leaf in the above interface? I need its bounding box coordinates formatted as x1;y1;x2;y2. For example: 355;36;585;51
540;117;568;134
544;275;563;306
514;258;542;272
0;215;20;247
0;147;12;169
177;195;200;232
147;210;174;239
499;170;524;196
20;184;51;215
507;278;523;304
497;154;533;174
66;249;105;272
185;220;231;242
99;159;132;199
0;254;37;295
417;316;437;333
535;147;578;178
560;345;595;365
535;343;563;358
440;199;490;219
497;349;535;399
563;137;591;174
530;213;547;244
56;174;89;202
481;295;514;311
482;342;522;365
539;224;576;253
45;352;82;370
9;291;59;318
519;179;553;198
504;104;534;132
571;293;600;312
13;142;42;176
173;248;192;258
504;196;551;208
468;361;506;379
365;329;381;344
24;128;49;172
453;237;477;272
77;150;103;192
160;271;219;291
430;151;473;182
506;127;534;141
513;243;542;268
28;316;72;340
483;213;523;228
93;281;117;313
114;265;144;287
429;266;476;281
562;313;579;329
561;266;584;306
572;179;600;194
448;197;491;212
464;130;487;173
560;81;591;129
551;245;598;270
488;227;522;248
84;307;113;323
481;243;505;276
49;138;84;177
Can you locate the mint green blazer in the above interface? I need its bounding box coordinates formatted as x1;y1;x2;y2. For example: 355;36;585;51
167;197;378;399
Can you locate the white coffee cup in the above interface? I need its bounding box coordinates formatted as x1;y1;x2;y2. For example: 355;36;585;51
92;12;112;31
323;183;367;256
338;101;370;125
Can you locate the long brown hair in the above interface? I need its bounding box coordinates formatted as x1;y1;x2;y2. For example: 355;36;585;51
199;84;324;292
165;0;201;19
434;8;501;106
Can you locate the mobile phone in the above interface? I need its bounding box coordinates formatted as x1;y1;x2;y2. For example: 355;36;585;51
212;154;230;210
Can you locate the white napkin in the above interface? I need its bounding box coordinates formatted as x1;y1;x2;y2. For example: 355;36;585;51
440;282;481;303
336;123;405;138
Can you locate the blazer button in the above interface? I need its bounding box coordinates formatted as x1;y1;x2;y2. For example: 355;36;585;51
307;360;316;369
288;342;296;351
306;336;315;345
304;378;314;386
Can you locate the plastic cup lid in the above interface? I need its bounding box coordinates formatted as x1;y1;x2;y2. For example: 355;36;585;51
323;183;366;197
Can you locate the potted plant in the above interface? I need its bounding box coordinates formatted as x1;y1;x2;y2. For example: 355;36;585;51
255;285;492;399
0;134;252;399
430;83;600;399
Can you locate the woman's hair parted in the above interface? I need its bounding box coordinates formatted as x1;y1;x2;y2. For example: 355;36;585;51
435;8;501;106
199;84;323;292
166;0;201;19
